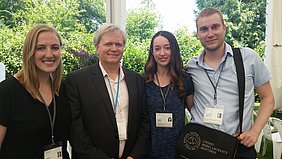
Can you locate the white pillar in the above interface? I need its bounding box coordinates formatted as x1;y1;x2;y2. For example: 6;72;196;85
265;0;282;110
106;0;126;30
0;62;5;82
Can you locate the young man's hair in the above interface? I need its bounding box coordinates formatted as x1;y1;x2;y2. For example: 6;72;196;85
196;7;225;30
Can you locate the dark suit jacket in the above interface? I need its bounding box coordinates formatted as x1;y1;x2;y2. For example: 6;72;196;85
64;63;150;159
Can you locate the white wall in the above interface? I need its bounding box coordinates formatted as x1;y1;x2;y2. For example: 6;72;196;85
265;0;282;109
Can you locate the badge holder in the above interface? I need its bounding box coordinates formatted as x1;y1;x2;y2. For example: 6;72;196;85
156;112;173;128
44;141;63;159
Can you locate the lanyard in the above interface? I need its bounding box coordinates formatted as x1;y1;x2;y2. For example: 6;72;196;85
108;69;120;113
156;74;170;111
38;92;56;144
204;56;227;105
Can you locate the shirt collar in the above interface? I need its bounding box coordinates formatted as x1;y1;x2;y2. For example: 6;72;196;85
99;61;125;79
196;42;233;67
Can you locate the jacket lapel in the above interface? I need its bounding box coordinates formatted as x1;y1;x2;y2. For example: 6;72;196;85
123;69;136;131
90;64;117;129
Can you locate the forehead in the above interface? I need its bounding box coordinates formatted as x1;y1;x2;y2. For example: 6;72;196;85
100;31;124;42
37;31;60;43
154;36;169;45
197;13;223;28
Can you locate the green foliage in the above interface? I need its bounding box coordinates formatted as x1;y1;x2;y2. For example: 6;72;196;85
0;0;31;27
0;0;104;78
77;0;106;32
126;7;160;42
0;26;26;77
62;30;96;75
1;0;266;79
16;0;85;32
141;0;156;10
174;27;203;65
123;39;150;74
124;0;160;73
254;41;265;58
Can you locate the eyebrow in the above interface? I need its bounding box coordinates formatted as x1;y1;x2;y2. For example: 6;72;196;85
154;43;170;46
199;23;221;29
36;43;60;46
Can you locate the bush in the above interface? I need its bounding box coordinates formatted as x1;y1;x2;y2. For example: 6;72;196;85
0;26;26;77
123;39;150;74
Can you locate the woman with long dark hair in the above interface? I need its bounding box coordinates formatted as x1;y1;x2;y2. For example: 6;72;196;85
144;31;194;158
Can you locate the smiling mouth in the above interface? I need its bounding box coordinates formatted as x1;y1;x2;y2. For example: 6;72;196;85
108;53;120;56
206;40;216;43
206;39;217;43
159;58;168;62
42;59;56;64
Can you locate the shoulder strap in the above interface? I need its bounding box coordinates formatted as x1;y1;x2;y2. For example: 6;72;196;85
232;48;245;134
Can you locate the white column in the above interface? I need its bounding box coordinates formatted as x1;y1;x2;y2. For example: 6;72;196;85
0;62;5;82
106;0;126;30
265;0;282;110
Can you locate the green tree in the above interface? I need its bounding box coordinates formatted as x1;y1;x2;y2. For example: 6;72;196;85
14;0;85;32
0;0;203;77
174;27;203;65
141;0;156;10
77;0;106;32
0;0;99;77
124;0;160;73
0;0;31;27
123;39;150;74
126;0;160;43
0;26;25;77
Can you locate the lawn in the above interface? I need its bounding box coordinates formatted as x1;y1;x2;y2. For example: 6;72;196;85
256;140;274;159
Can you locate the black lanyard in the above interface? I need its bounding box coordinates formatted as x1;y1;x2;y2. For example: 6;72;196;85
204;55;227;105
38;92;56;144
156;74;170;111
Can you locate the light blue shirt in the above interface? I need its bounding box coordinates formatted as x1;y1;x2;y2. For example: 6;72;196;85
187;43;271;135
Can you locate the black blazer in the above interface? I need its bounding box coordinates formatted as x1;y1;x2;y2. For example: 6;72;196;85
64;63;150;159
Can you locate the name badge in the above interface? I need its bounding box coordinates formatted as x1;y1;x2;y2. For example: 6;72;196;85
44;142;63;159
203;107;224;125
117;122;127;140
156;113;173;128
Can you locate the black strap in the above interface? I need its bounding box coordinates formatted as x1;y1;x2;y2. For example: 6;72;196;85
232;48;245;134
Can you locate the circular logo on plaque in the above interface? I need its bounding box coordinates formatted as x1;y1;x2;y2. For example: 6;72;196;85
184;132;201;150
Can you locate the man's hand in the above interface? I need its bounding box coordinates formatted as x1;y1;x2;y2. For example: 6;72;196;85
237;129;260;147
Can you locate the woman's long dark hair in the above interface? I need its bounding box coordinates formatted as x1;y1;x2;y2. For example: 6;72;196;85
144;31;187;98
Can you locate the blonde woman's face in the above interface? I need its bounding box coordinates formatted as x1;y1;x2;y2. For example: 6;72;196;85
34;31;61;77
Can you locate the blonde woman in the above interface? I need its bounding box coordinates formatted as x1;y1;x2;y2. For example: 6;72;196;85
0;25;71;159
